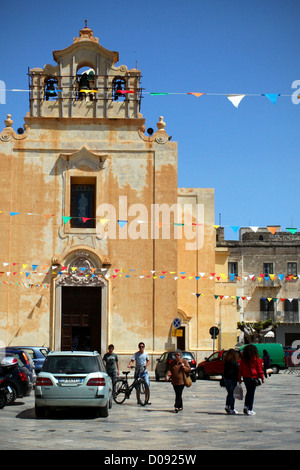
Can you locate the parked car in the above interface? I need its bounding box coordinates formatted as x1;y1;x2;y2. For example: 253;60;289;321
35;351;112;418
197;350;229;379
0;356;33;404
16;347;50;373
239;343;285;374
0;347;36;385
155;351;197;382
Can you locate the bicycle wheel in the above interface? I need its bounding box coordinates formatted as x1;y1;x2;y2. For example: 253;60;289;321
137;379;150;406
113;379;128;404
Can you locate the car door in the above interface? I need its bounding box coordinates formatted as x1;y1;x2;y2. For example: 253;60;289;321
205;352;221;375
157;353;168;378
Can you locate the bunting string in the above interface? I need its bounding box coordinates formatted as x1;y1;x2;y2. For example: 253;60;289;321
3;88;300;108
0;210;298;235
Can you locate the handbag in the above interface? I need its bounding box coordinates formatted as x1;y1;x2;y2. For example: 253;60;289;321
233;384;243;400
183;371;192;387
249;363;261;386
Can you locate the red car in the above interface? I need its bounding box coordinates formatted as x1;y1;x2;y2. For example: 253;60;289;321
197;350;241;379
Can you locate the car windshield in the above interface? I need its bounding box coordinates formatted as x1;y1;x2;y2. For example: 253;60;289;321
171;352;194;360
43;355;99;374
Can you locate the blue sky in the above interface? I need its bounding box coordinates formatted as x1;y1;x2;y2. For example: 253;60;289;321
1;0;299;240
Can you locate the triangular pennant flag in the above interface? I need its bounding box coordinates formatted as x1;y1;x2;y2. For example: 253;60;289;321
230;226;240;233
32;265;38;271
10;212;19;216
62;216;72;224
187;92;205;98
82;217;91;223
226;94;246;108
196;293;201;298
99;218;109;225
117;220;128;228
286;228;297;234
278;274;284;281
267;226;278;235
250;226;259;232
263;93;279;104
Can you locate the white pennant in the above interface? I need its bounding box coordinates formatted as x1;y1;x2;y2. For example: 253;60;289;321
250;226;259;232
226;94;246;108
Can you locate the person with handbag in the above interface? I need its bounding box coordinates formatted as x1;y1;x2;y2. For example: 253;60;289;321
166;349;191;413
238;344;264;415
223;349;240;414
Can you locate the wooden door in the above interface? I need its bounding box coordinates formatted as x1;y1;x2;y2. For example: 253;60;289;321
61;286;101;352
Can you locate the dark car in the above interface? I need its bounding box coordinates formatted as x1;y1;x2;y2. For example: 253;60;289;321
0;356;33;404
0;348;36;385
16;347;50;373
155;351;197;382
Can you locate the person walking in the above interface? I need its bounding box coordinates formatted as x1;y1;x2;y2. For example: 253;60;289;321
239;344;264;415
166;349;191;413
103;344;119;391
223;349;240;415
128;342;151;405
263;349;272;378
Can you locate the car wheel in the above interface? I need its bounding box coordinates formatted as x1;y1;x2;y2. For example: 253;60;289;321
109;395;113;409
191;373;197;382
6;385;17;405
197;368;207;380
272;365;279;374
0;391;7;409
35;405;47;418
97;402;109;418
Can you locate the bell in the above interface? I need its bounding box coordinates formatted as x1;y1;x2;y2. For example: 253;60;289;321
44;79;57;101
78;73;90;91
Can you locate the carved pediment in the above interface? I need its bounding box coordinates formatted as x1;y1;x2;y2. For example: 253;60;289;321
60;147;107;172
57;250;108;287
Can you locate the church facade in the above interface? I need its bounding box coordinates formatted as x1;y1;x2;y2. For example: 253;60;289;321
0;26;234;367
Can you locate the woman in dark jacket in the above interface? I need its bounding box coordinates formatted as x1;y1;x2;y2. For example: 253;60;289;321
223;349;240;414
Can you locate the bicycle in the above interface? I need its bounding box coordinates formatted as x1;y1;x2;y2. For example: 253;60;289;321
113;367;150;406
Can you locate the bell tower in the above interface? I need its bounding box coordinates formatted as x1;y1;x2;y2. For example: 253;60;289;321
28;23;142;119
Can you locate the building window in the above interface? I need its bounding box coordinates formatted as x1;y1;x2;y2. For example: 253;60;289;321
263;263;274;276
260;298;274;321
287;262;298;277
284;299;299;323
228;262;238;278
70;177;96;228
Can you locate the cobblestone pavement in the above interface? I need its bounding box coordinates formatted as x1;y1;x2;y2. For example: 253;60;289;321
0;372;299;450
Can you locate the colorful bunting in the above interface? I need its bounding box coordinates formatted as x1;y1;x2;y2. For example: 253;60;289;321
226;94;245;108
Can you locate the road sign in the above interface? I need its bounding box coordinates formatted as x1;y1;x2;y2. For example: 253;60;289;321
173;317;181;329
209;326;219;339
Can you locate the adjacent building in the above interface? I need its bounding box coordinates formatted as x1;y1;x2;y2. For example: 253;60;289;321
217;226;300;347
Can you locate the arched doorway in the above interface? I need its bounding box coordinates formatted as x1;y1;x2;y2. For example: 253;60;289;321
54;250;108;354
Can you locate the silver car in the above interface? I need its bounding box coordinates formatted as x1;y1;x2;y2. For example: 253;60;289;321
35;351;112;418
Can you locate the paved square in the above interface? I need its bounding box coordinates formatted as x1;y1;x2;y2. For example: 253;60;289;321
0;372;299;450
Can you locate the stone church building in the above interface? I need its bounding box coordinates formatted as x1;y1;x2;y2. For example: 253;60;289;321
0;26;235;367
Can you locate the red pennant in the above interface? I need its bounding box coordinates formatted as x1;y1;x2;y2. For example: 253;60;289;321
82;217;91;223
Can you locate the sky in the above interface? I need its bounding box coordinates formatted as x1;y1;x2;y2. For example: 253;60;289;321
1;0;299;240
